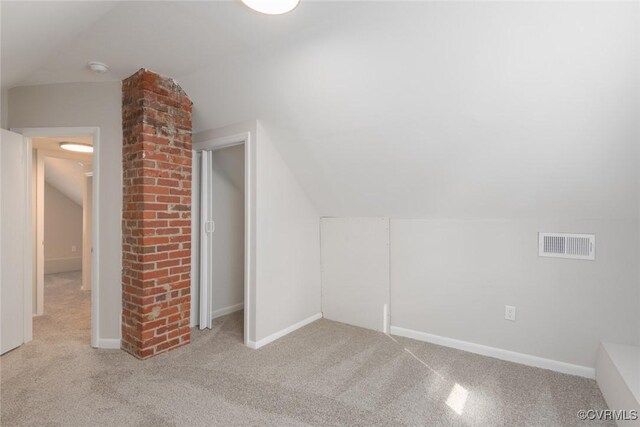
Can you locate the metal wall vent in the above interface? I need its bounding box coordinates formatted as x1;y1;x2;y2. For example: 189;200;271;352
538;233;595;260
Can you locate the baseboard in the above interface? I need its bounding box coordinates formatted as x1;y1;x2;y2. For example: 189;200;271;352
211;303;244;320
94;338;121;349
390;325;595;379
248;312;323;350
44;257;82;274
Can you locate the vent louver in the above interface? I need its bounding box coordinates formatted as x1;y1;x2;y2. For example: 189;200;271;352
538;233;595;260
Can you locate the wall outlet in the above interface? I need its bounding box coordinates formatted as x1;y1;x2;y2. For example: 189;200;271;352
505;305;516;321
71;245;77;253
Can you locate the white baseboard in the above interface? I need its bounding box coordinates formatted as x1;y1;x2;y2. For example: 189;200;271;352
248;312;323;350
211;303;244;320
44;257;82;274
390;325;595;379
94;338;121;349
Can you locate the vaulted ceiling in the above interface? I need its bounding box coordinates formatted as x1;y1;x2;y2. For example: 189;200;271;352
3;1;639;219
1;1;356;88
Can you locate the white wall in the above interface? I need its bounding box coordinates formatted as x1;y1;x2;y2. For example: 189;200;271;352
211;145;244;314
8;82;122;341
177;2;639;364
194;121;257;341
194;121;321;345
43;182;82;274
254;123;321;342
321;217;389;332
390;219;639;369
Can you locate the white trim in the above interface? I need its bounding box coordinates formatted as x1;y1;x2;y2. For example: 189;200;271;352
197;133;248;151
12;127;101;348
190;150;200;328
211;303;244;320
82;174;92;291
390;326;595;379
35;150;44;315
44;256;83;263
192;130;254;348
22;137;33;343
95;338;120;349
198;150;213;329
248;313;323;350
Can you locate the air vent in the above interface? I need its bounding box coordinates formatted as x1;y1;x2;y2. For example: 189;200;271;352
538;233;595;260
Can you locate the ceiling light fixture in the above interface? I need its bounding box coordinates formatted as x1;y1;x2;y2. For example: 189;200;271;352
87;61;109;73
59;142;94;153
241;0;299;15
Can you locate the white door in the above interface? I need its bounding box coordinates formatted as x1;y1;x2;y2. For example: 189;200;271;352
199;151;213;329
1;129;30;354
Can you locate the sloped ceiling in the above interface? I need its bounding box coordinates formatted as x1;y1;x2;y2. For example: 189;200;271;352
212;145;245;194
1;1;357;88
3;2;639;219
32;136;92;206
44;157;85;206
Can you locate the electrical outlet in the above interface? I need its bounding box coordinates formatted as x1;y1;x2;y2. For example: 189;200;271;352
505;305;516;321
71;245;77;253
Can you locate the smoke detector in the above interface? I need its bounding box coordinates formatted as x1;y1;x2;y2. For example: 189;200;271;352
87;61;109;73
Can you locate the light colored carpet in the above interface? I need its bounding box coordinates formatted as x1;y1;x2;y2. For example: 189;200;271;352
1;272;612;426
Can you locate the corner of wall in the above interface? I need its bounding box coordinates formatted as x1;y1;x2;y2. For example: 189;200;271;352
254;121;322;343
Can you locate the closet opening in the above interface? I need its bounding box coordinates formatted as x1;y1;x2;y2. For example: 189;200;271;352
193;142;246;343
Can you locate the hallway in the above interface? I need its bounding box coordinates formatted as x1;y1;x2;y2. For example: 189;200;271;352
34;272;91;343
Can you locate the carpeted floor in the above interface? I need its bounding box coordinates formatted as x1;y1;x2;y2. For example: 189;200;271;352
1;272;612;426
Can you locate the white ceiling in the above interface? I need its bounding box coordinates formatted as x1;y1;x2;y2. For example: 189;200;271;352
1;1;119;89
1;1;358;88
32;135;93;154
3;1;639;219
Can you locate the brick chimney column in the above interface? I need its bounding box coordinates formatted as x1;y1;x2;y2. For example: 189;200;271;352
121;69;193;359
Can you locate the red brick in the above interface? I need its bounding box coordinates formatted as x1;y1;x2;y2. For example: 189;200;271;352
122;69;192;360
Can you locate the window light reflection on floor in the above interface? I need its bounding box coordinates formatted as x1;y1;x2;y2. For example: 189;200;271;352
446;383;469;415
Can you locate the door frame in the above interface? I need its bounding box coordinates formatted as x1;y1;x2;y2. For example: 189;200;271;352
32;147;92;315
191;131;254;347
11;126;101;348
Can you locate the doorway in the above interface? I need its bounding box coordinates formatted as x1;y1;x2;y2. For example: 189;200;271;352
11;126;100;348
32;137;93;342
194;144;246;338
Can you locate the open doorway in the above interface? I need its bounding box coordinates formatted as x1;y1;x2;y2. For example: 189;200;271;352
192;140;247;344
6;126;100;350
31;136;93;343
